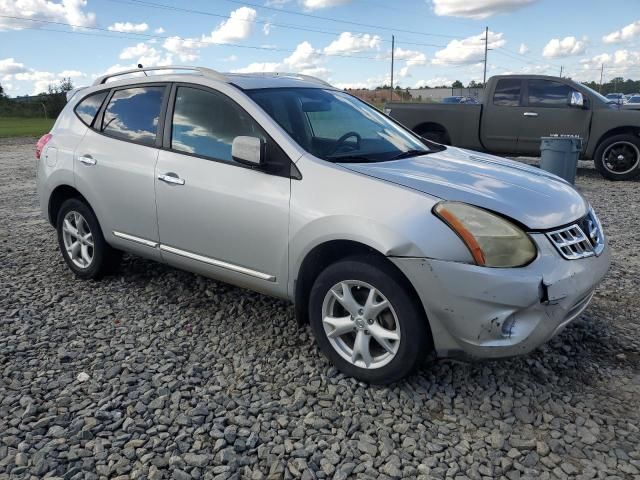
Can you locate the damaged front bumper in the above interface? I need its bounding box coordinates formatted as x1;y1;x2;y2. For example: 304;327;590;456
391;233;611;359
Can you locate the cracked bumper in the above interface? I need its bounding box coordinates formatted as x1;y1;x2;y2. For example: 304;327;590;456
391;233;611;359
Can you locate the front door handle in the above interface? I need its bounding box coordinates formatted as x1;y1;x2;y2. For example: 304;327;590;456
523;112;539;117
158;173;185;185
78;155;96;165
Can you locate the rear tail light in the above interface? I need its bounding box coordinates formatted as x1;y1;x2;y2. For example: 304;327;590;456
35;133;52;160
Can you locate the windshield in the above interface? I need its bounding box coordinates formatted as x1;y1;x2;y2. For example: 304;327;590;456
247;88;431;162
580;84;612;104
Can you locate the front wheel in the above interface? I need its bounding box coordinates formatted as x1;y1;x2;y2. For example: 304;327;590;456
594;134;640;180
308;255;431;384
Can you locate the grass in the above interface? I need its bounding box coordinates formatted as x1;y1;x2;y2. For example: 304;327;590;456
0;117;55;138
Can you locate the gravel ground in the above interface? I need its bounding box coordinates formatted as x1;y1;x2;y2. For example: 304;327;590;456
1;136;639;480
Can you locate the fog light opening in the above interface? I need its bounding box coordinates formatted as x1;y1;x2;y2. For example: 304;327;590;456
501;315;516;338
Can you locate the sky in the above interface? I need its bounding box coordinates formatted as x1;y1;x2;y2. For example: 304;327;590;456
1;0;640;96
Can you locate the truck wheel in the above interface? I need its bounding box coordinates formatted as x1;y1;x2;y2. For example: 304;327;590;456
594;134;640;180
308;255;431;384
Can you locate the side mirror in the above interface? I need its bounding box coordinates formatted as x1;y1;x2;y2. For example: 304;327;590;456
232;136;264;166
569;91;584;108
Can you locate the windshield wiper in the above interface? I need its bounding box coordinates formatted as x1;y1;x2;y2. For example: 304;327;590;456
389;149;430;160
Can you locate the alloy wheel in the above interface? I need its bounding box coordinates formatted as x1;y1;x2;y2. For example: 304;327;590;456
321;280;401;369
602;141;640;175
62;211;94;269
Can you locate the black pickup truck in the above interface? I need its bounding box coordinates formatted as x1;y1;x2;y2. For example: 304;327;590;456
386;74;640;180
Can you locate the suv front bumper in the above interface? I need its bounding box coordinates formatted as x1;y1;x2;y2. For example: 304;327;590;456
391;233;611;359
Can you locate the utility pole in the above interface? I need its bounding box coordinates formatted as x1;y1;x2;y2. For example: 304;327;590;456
599;64;604;92
559;66;563;77
483;26;488;87
390;35;395;102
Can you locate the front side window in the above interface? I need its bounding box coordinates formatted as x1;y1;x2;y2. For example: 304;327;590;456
101;86;165;146
493;79;521;106
528;80;572;107
171;86;265;162
75;91;108;126
248;88;431;162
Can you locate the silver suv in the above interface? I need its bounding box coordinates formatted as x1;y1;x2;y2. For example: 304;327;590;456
36;66;610;383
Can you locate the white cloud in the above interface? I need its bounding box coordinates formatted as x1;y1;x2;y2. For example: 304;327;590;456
324;32;381;55
163;36;200;62
395;48;427;66
301;0;351;10
283;41;322;70
116;42;173;69
0;58;29;75
412;77;455;88
263;23;271;35
224;55;238;62
0;0;96;30
232;41;329;78
542;36;587;58
603;20;640;44
154;27;165;34
59;70;85;78
201;7;256;44
232;62;281;73
431;0;536;19
433;30;505;65
518;43;529;55
119;43;153;60
108;22;149;33
579;49;640;79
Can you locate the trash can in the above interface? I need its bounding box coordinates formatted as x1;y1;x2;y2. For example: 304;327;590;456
539;136;582;184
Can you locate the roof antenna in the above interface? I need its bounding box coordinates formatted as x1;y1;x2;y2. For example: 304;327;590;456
138;64;148;76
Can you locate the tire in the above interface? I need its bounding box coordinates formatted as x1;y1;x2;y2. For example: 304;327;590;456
308;255;431;384
56;198;121;279
594;133;640;181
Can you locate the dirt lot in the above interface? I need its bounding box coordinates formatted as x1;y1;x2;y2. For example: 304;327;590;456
1;136;639;480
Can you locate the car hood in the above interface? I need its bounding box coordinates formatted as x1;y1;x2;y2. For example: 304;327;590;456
340;147;589;230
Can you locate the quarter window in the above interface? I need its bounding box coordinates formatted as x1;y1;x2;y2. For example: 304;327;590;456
171;86;265;162
101;86;165;146
528;79;572;107
493;79;521;106
75;91;108;126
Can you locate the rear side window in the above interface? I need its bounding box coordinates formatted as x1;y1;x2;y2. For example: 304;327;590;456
171;86;265;162
528;79;572;107
101;86;165;146
493;79;521;106
75;91;108;126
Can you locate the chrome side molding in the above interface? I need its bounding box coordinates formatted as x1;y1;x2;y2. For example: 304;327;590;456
159;245;276;282
113;231;159;248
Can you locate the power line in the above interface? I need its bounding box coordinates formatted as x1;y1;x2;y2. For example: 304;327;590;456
0;15;384;61
108;0;468;40
107;0;452;49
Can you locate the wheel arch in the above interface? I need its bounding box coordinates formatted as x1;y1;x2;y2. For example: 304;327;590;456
589;126;640;159
48;185;91;226
293;239;430;333
412;122;451;144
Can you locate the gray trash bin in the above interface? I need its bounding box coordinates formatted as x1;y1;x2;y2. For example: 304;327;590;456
539;136;582;184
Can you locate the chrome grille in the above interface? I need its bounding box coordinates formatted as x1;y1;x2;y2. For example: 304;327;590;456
546;209;605;260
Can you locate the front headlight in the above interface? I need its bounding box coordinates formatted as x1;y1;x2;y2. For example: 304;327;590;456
434;201;537;267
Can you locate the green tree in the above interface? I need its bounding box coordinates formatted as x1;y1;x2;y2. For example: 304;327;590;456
452;80;464;88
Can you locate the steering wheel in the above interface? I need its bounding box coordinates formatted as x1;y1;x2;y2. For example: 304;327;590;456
328;131;361;155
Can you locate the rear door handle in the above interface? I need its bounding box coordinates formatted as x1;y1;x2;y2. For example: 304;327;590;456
523;112;539;117
158;173;185;185
78;155;96;165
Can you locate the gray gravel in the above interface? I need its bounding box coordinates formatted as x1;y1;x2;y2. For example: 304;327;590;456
1;136;639;480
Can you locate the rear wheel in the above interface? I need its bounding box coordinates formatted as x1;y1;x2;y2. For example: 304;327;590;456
594;134;640;180
309;255;431;384
56;198;120;279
